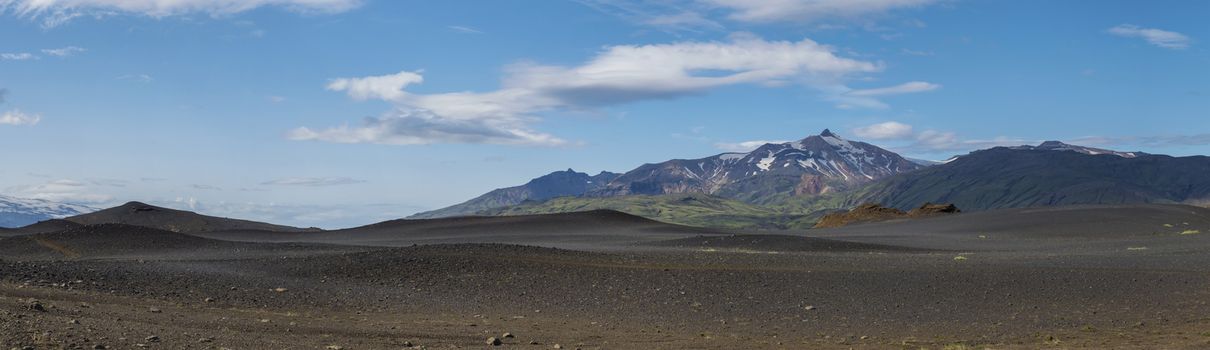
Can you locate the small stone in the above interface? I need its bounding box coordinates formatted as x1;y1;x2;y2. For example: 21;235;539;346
402;341;414;347
93;345;107;350
29;302;46;312
502;332;514;338
148;307;162;313
325;346;343;350
198;337;214;343
273;287;288;293
804;305;816;311
486;337;501;346
553;344;563;349
145;335;160;343
69;319;80;324
204;297;215;303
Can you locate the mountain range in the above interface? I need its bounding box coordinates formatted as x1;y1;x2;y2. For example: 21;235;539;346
412;130;922;218
414;129;1210;229
0;195;95;228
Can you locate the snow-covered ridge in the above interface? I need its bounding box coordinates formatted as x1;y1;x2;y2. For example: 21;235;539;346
0;194;97;228
1011;141;1140;158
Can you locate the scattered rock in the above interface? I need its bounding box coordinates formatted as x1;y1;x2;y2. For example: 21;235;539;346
93;345;107;350
804;305;816;311
69;319;80;324
204;297;215;303
502;332;514;338
325;346;343;350
148;307;162;313
29;301;46;312
273;287;289;293
552;344;563;349
145;335;160;343
198;337;214;343
486;337;501;346
402;341;414;347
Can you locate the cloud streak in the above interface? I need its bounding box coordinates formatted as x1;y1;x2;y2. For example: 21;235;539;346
703;0;940;24
262;177;366;187
41;46;85;57
1;0;362;27
0;110;40;126
1108;24;1191;50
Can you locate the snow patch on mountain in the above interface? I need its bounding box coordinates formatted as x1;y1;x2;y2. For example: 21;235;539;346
0;194;97;228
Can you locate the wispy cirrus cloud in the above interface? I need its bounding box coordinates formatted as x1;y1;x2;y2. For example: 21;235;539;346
262;177;366;187
713;140;790;152
293;33;930;146
580;0;943;31
4;179;113;204
447;25;483;34
852;121;914;139
1107;24;1191;50
1;0;362;28
41;46;85;57
702;0;940;24
0;109;40;126
1;52;37;60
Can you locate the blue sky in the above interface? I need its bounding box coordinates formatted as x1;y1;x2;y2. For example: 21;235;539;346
1;0;1207;228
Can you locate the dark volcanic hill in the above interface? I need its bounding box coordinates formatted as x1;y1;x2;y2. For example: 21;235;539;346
65;201;314;233
409;169;620;219
592;129;924;203
851;143;1210;211
201;209;727;249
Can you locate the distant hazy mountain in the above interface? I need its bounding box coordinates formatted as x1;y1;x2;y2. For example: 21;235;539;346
0;195;95;228
408;169;621;219
590;129;924;203
852;143;1210;211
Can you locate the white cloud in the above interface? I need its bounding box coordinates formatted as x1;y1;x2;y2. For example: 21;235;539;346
262;177;366;187
5;179;113;204
713;140;789;152
326;70;423;101
298;34;891;146
1;52;37;60
117;74;154;83
448;25;483;34
41;46;85;57
902;129;1029;153
845;81;939;96
1107;24;1191;50
0;109;40;126
702;0;940;24
2;0;362;27
852;121;913;139
576;0;724;32
831;81;939;109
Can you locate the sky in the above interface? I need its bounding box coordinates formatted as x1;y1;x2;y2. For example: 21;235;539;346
1;0;1208;228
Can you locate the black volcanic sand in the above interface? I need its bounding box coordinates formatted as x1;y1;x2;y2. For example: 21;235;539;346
4;206;1210;349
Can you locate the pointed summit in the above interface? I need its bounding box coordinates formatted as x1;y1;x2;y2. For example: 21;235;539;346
820;129;837;138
